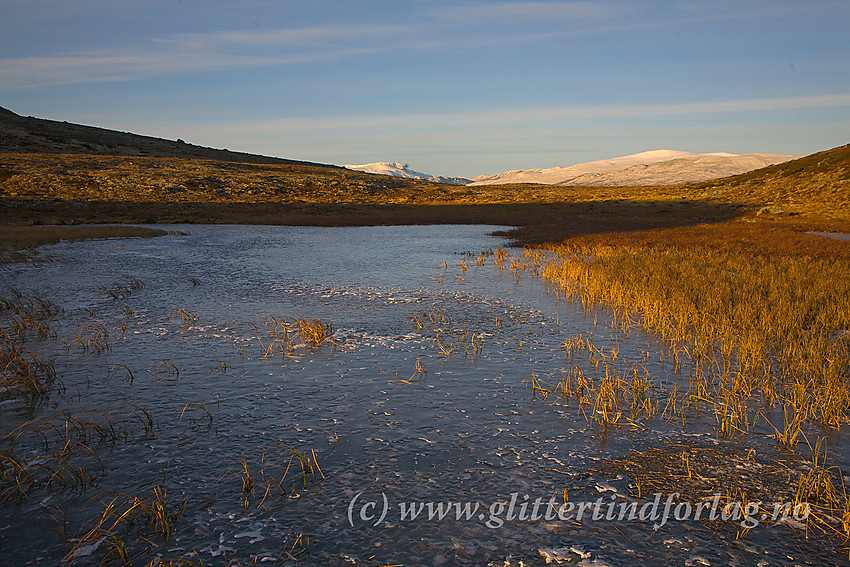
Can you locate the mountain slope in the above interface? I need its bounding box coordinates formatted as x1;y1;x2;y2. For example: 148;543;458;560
470;150;696;185
471;150;797;186
342;162;471;185
560;153;797;187
696;143;850;212
0;106;321;167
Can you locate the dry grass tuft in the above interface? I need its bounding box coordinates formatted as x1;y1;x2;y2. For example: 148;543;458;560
295;317;333;348
63;486;185;565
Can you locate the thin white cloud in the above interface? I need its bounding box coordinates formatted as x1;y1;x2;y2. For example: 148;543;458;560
0;22;433;89
1;1;844;89
0;47;388;89
155;23;410;50
434;1;624;23
171;94;850;135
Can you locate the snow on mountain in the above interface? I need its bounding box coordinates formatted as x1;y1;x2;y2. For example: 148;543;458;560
342;162;471;185
469;150;797;186
557;153;797;187
344;151;798;188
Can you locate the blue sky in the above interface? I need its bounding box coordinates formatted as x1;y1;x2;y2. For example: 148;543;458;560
1;1;848;177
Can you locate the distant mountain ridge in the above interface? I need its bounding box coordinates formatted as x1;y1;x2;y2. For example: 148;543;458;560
0;106;801;188
470;150;798;186
346;150;799;187
342;162;471;185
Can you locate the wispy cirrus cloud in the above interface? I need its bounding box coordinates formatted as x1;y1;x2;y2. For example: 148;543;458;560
0;2;772;90
432;1;625;23
171;94;850;135
154;23;411;50
1;1;844;90
0;23;418;89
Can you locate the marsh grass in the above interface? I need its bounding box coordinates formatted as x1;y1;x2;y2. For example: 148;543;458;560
534;363;659;429
514;245;850;435
170;308;197;328
0;332;59;411
602;438;850;546
108;362;135;384
68;321;111;354
270;441;325;489
63;485;185;565
251;314;336;360
0;403;158;502
0;288;62;339
144;553;205;567
101;276;144;300
177;402;213;430
295;317;333;347
148;359;179;381
217;442;323;513
411;306;483;357
506;239;850;545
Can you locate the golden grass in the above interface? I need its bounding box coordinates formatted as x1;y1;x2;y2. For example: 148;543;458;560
516;244;850;431
0;333;59;411
212;441;324;514
0;403;157;502
170;308;197;328
295;317;334;347
411;306;483;357
148;359;180;381
252;315;335;358
0;288;62;413
503;235;850;548
63;486;185;565
601;438;850;547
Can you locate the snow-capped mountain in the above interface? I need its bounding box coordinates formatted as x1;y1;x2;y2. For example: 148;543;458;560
469;150;797;186
342;162;471;185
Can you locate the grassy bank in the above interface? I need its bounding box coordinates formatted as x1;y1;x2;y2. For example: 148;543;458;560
495;241;850;545
0;226;168;265
0;225;168;249
2;147;848;258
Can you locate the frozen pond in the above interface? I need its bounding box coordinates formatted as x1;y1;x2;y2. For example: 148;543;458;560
0;225;845;566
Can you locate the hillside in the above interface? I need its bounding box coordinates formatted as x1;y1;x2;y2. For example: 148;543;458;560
0;106;465;208
470;150;796;186
0;152;456;206
695;143;850;217
558;153;797;187
0;106;319;167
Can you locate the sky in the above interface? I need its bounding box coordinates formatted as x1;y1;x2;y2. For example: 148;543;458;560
1;1;848;178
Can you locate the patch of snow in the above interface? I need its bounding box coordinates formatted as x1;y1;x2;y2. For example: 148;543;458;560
470;150;797;186
342;162;471;185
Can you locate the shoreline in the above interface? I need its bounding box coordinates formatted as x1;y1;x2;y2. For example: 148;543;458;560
3;202;850;261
